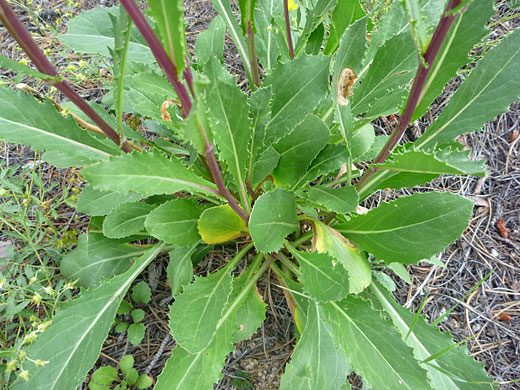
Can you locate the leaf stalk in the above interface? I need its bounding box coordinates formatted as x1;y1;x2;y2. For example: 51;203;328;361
283;0;295;60
0;0;132;153
356;0;463;192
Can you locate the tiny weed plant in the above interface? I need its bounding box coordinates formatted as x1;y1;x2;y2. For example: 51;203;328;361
89;354;153;390
0;0;518;388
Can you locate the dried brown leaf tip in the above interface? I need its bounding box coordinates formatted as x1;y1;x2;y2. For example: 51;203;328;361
336;68;357;106
496;218;508;238
509;130;519;143
161;99;181;122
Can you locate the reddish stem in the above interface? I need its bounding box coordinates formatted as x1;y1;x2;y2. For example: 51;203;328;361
356;0;463;192
0;0;131;152
283;0;295;60
120;0;192;116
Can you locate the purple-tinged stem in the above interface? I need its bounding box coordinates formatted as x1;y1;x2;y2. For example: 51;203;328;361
356;0;463;192
0;0;131;152
120;0;192;116
205;143;249;222
283;0;295;60
183;56;195;96
246;22;261;87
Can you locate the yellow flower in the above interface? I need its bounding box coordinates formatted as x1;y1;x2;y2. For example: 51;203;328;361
19;370;30;381
288;0;298;11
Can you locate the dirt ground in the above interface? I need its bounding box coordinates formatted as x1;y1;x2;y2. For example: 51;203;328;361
0;0;519;389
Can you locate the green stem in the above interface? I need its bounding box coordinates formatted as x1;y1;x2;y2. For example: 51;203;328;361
216;255;274;329
224;242;255;272
292;231;313;247
246;21;261;88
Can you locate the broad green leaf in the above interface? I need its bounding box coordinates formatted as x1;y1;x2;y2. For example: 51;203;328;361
156;271;264;389
369;282;496;390
145;199;204;246
292;144;348;190
307;185;358;214
402;0;429;54
60;232;145;288
251;146;280;186
417;27;520;149
0;54;60;81
198;204;249;244
314;221;371;294
351;123;375;163
412;0;494;120
305;23;325;55
352;31;417;120
322;296;432;390
195;15;226;65
12;244;164;390
102;202;155;239
248;86;274;179
169;267;233;353
211;0;254;83
262;54;331;147
249;188;299;253
272;114;330;187
332;17;367;85
362;0;444;71
0;88;117;162
373;146;487;177
124;72;178;121
128;323;145;346
280;302;349;389
76;186;142;216
286;245;350;302
131;281;152;304
167;245;197;295
337;192;473;264
41;150;93;168
90;366;118;388
59;7;154;63
148;0;187;75
254;0;283;69
230;269;266;343
294;0;338;55
82;150;218;198
203;57;252;208
324;0;366;55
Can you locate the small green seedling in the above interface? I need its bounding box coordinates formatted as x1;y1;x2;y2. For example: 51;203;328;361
113;281;151;346
89;355;153;390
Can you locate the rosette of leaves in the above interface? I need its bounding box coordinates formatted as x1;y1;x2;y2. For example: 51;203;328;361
0;0;516;388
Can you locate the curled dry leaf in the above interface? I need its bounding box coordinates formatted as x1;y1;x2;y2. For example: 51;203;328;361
161;99;181;122
510;130;519;143
496;218;509;238
336;68;357;106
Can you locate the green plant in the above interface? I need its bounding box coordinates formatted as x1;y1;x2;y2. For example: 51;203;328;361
89;354;153;390
0;0;518;388
112;281;151;346
0;158;80;384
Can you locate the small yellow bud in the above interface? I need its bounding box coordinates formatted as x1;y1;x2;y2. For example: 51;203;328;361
6;360;18;372
19;351;27;359
29;275;38;284
38;321;52;332
31;293;42;306
18;58;28;66
78;60;87;68
19;370;30;381
35;359;49;367
22;332;38;345
43;285;54;295
267;24;272;31
44;48;52;56
288;0;298;11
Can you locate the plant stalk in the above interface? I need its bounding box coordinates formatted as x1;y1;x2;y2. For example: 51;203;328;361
120;0;192;116
356;0;463;192
283;0;295;60
0;0;132;153
246;21;261;88
205;143;249;222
